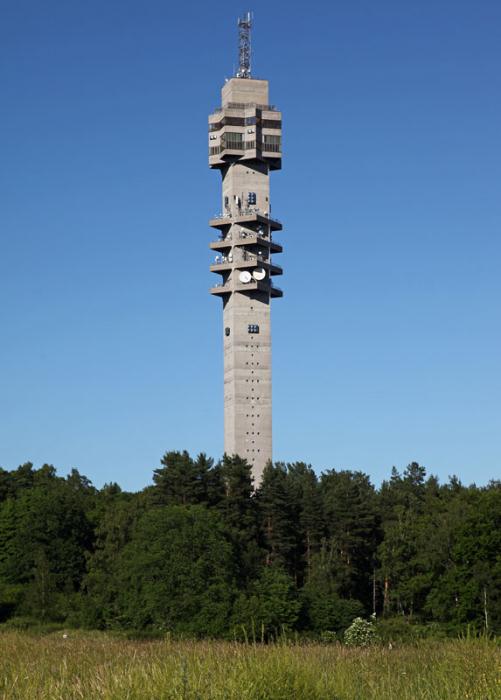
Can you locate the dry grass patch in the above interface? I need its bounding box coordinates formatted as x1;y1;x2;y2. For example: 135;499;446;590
0;631;499;699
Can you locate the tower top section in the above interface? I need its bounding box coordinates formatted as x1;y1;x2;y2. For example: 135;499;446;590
236;12;252;79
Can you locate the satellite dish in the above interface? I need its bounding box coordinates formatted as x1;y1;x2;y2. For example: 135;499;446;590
253;268;266;281
239;270;252;284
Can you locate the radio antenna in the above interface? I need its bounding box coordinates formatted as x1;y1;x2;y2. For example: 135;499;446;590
236;12;252;79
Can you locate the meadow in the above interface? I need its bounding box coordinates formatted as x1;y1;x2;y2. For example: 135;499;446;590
0;632;499;699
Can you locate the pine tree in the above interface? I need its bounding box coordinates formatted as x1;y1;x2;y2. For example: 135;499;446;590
320;469;379;606
257;463;297;573
153;450;207;505
217;455;261;585
286;462;324;584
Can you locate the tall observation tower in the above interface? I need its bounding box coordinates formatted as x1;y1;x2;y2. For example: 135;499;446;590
208;13;283;483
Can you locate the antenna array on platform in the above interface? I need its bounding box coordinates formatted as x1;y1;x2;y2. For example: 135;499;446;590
236;12;252;79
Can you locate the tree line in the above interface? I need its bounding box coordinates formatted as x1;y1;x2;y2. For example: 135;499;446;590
0;454;499;638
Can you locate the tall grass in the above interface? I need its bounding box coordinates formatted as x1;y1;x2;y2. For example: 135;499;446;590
0;631;499;699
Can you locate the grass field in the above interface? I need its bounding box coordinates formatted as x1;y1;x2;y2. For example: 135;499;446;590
0;632;499;699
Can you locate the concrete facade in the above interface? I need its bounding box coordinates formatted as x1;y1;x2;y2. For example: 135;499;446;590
208;77;282;483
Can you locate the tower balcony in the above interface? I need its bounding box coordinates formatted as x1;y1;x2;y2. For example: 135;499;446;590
210;279;283;297
209;144;281;170
210;234;282;254
210;102;279;115
210;283;232;296
209;210;282;232
210;254;283;276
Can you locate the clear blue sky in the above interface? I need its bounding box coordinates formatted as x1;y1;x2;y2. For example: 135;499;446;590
1;0;500;491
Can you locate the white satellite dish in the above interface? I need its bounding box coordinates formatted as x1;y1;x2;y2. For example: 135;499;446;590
253;268;266;281
239;270;252;284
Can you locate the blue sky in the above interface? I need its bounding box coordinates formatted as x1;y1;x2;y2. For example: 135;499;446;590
1;0;500;491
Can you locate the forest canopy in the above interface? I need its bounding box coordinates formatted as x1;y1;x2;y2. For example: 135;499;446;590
0;454;499;639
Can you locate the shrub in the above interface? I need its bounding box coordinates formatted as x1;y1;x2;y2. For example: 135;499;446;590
376;616;450;643
301;588;364;635
344;615;379;647
319;630;338;644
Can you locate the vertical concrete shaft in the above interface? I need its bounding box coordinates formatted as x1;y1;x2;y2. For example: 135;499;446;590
208;77;282;484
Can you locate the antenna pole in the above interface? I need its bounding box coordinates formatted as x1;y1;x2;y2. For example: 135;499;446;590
236;11;252;79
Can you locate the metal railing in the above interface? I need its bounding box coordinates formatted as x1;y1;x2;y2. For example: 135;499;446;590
213;102;278;113
212;251;268;265
209;118;281;132
262;143;281;153
211;209;280;224
242;251;267;263
209;140;258;156
211;280;281;294
213;233;232;243
239;230;269;240
212;254;233;265
221;140;244;151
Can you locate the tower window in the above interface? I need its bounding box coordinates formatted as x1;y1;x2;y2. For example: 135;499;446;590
248;324;259;334
247;192;257;205
223;132;244;150
263;134;281;152
225;327;230;336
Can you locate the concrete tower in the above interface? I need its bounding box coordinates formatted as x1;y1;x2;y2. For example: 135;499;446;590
208;13;283;483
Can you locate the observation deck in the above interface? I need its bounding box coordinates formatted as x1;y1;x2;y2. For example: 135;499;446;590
210;234;282;254
209;211;282;232
210;280;283;298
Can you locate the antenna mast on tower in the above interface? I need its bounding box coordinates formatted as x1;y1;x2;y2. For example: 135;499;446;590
236;12;252;79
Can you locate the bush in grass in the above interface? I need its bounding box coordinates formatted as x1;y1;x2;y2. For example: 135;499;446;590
376;616;450;643
344;615;379;647
301;586;365;636
319;630;338;644
231;566;301;641
1;616;64;635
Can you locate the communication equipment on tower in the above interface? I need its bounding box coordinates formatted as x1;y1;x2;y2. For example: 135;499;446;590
253;268;266;281
239;270;252;283
236;12;252;79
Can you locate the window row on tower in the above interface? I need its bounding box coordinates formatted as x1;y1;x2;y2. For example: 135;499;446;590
209;116;282;132
209;132;281;155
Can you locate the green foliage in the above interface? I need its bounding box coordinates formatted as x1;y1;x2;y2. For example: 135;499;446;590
152;451;219;506
0;457;499;642
0;466;95;622
217;455;261;586
115;505;237;636
320;469;380;605
0;583;24;622
376;616;449;643
285;462;324;584
319;629;338;643
302;585;364;634
258;463;297;569
231;565;301;640
83;491;144;628
344;615;379;647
